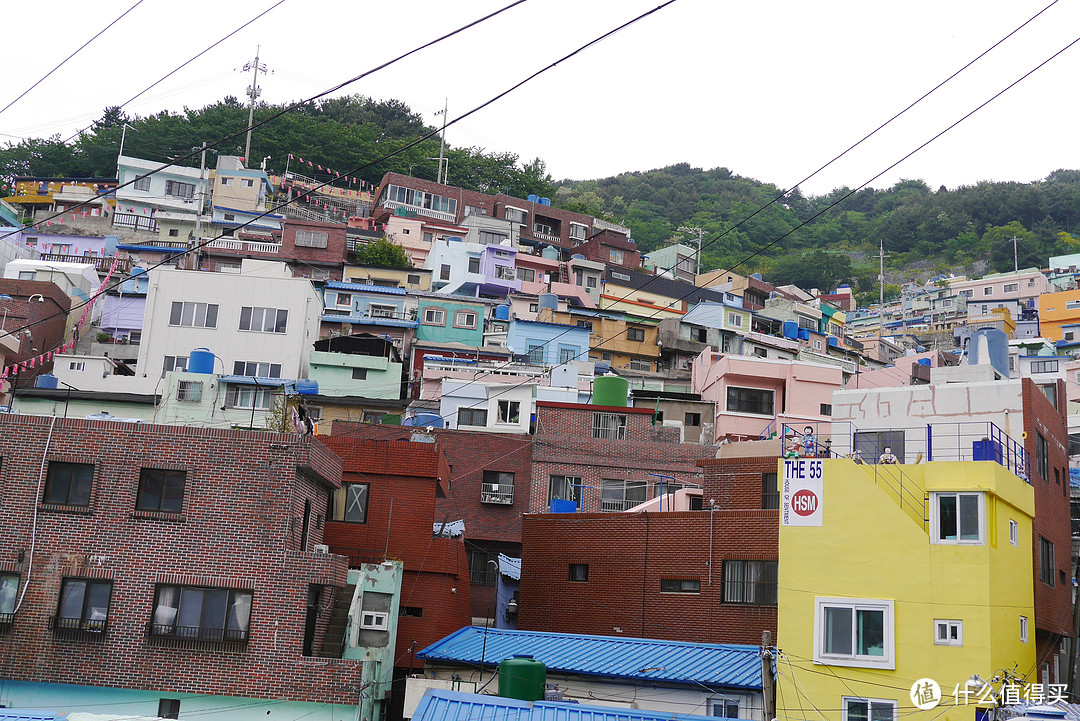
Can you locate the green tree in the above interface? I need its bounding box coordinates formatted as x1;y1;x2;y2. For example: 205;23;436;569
353;237;413;269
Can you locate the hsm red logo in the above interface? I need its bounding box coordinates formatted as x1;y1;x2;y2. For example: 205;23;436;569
791;489;818;516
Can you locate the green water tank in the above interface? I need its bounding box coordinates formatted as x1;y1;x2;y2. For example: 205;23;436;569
498;655;546;701
593;375;629;407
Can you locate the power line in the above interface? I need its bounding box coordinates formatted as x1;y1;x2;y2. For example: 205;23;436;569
0;0;146;120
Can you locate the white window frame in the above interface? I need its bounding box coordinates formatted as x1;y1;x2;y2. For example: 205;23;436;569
497;399;520;424
360;611;389;631
294;229;329;248
1003;283;1019;293
930;492;985;545
983;286;993;295
934;619;963;646
706;697;741;718
423;308;446;325
368;303;398;319
728;313;742;328
220;177;234;186
454;310;477;329
814;597;895;669
1021;616;1029;643
569;222;588;240
1010;519;1019;547
841;697;897;721
69;361;85;371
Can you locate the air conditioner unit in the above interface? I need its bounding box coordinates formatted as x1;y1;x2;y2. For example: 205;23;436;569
313;544;329;554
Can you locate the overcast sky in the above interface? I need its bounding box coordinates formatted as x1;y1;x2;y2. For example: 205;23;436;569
3;0;1079;196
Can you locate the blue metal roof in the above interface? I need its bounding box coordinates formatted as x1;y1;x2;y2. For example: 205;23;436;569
413;689;727;721
320;313;418;328
418;627;761;690
498;554;521;580
0;712;64;721
218;375;294;387
115;244;186;253
326;280;407;295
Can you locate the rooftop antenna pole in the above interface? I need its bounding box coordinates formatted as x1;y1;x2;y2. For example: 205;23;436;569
434;99;448;184
243;46;268;165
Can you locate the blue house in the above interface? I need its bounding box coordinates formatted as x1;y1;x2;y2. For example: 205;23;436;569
506;319;589;366
414;628;762;719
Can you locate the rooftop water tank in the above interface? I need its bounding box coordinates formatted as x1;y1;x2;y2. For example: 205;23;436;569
798;329;811;341
917;358;931;366
406;412;444;429
494;304;511;321
188;348;215;375
35;373;58;389
294;379;319;395
828;336;839;348
537;293;559;311
593;376;629;407
782;321;799;340
571;254;585;260
499;655;546;701
541;246;559;260
527;194;539;203
447;236;463;243
539;197;551;206
594;361;612;375
750;272;763;280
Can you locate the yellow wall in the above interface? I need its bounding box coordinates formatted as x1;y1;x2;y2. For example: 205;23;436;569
343;265;430;291
537;308;660;369
1038;288;1080;341
777;460;1035;721
599;281;686;320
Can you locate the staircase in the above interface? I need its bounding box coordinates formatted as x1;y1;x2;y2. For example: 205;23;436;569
860;463;928;531
318;583;355;658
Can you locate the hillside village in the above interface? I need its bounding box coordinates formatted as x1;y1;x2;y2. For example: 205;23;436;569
1;156;1080;721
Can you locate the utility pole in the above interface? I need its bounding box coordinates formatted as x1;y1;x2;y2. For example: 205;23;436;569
878;239;885;338
193;142;206;257
1013;235;1019;275
678;226;705;278
761;631;775;721
434;99;448;184
242;47;268;165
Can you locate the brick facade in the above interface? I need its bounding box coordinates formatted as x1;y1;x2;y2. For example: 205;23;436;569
0;415;363;704
318;435;473;668
0;279;72;381
518;455;779;644
203;218;348;281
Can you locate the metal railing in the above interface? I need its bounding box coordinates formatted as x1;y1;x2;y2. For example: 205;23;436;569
112;212;159;233
206;239;281;254
481;483;514;504
332;546;387;568
38;253;131;273
380;199;455;222
600;498;640;512
51;616;108;638
148;623;248;643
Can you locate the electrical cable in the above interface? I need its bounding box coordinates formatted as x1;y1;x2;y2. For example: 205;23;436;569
0;0;145;120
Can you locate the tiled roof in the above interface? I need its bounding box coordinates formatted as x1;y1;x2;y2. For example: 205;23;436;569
604;267;728;305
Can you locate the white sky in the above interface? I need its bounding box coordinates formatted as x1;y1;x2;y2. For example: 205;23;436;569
3;0;1079;196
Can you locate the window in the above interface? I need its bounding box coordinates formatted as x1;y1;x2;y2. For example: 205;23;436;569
335;293;353;307
1010;519;1019;546
726;387;774;415
627;327;646;342
232;361;281;379
481;470;515;504
467;550;498;585
661;579;701;593
568;564;588;582
814;340;823;350
526;343;544;364
558;345;578;364
454;310;477;329
592;412;627;440
439;264;451;281
1031;359;1059;373
423;308;446;325
158;700;181;719
44;462;94;506
497;400;520;424
465;204;486;217
69;361;85;372
1020;616;1029;642
534;221;555;236
932;492;984;544
798;316;816;330
1004;283;1019;293
168;228;179;237
983;286;993;295
601;478;648;511
0;573;17;625
226;385;273;410
368;304;398;319
164;180;195;199
407;274;422;285
400;606;423;617
239;306;288;333
609;249;625;264
505;207;527;225
728;314;742;328
163;356;188;375
359;611;388;631
549;475;582;505
816;598;894;668
761;472;780;509
294;230;329;248
1040;536;1055;586
820;403;832;416
136;469;186;513
601;351;614;361
1037;432;1049;481
723;560;778;605
529;303;539;313
517;267;535;282
458;407;488;427
684;412;701;426
133;176;151;191
223;213;236;222
351;368;368;381
220;177;234;186
169;302;218;328
930;619;964;647
707;698;740;718
843;698;896;721
959;289;973;298
55;578;112;633
586;276;598;288
242;178;254;187
151;585;252;642
18;271;35;280
331;483;369;523
468;257;481;274
569;223;588;240
576;320;594;332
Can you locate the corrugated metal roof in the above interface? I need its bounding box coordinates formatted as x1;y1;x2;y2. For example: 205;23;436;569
325;280;407;295
498;554;521;580
413;689;726;721
0;711;63;721
418;627;761;690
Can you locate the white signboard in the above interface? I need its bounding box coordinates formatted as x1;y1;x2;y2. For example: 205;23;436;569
782;458;823;526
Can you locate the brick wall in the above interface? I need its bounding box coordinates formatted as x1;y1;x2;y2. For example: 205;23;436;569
318;435;472;668
0;280;72;379
0;415;364;704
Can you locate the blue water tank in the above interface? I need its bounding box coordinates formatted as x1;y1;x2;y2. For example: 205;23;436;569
410;412;444;429
447;236;463;243
294;379;319;395
188;348;215;374
828;336;839;348
131;266;147;276
750;272;763;280
538;293;559;310
782;321;799;339
527;194;539;204
798;329;810;341
594;362;612;375
35;373;58;389
495;304;511;321
917;358;931;366
539;197;551;206
571;254;585;260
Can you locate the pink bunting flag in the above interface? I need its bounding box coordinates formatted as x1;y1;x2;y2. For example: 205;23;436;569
289;153;294;160
317;164;323;171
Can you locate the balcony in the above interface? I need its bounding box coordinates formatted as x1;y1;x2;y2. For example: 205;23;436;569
38;253;133;273
600;498;641;512
380;199;455;222
0;611;12;633
51;616;108;640
147;622;248;646
481;482;514;505
112;212;160;233
205;238;281;254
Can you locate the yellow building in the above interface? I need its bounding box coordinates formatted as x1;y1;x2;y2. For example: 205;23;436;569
342;264;431;291
536;307;660;371
1038;288;1080;341
777;458;1036;721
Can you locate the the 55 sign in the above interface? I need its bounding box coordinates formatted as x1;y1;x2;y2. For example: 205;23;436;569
782;458;823;526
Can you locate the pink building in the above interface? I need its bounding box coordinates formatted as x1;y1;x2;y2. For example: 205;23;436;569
843;349;954;390
691;348;843;442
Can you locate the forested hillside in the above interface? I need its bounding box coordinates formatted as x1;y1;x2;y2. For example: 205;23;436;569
4;95;1080;301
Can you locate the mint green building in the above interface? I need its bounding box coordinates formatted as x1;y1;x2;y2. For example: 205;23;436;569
308;334;404;400
415;297;487;347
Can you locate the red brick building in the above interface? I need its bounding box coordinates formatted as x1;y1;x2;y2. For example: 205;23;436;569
318;434;473;668
571;228;642;269
200;218;348;281
0;279;72;382
330;421;533;620
0;415;363;715
518;452;779;644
